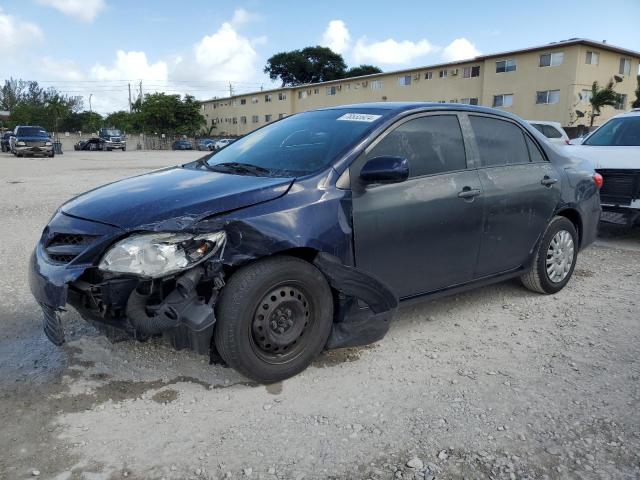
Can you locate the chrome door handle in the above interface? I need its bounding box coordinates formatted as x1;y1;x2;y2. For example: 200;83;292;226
541;176;558;187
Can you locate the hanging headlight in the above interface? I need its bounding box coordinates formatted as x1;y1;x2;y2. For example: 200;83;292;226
99;231;226;278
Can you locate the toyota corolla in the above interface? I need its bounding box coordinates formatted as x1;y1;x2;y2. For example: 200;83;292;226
29;103;602;382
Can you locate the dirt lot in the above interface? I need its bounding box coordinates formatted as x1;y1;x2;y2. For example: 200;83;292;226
0;150;639;480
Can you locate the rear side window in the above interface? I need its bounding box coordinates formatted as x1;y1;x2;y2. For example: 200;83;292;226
368;115;466;177
469;116;530;167
542;125;562;138
525;136;546;162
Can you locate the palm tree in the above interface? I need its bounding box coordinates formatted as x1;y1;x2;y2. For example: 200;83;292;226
588;80;621;127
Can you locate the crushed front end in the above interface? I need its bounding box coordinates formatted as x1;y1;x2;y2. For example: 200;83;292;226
29;211;226;355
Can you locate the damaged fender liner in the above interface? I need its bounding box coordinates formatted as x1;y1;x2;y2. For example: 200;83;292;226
313;252;399;349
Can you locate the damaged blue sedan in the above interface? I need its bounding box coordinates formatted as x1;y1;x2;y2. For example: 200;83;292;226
29;103;602;382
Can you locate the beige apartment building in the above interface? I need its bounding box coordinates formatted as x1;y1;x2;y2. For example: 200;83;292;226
200;38;640;136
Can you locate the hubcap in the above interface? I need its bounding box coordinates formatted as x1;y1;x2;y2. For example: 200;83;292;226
546;230;575;283
252;285;310;356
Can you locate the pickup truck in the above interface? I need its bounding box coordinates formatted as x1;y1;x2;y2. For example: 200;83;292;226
10;126;54;157
98;128;126;151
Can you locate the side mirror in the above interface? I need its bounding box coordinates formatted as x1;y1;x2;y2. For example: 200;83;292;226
360;156;409;185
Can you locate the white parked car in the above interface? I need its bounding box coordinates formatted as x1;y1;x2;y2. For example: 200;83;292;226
214;138;235;150
528;121;570;145
566;109;640;225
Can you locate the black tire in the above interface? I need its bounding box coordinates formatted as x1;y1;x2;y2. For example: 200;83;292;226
214;256;334;383
521;216;578;294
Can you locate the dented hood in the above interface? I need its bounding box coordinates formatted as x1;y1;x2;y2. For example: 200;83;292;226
61;166;294;229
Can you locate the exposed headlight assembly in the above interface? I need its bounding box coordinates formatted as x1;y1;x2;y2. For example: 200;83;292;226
99;231;226;278
16;141;26;146
45;141;53;146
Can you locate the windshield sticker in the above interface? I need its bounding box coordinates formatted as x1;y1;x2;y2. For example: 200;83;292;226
337;113;382;122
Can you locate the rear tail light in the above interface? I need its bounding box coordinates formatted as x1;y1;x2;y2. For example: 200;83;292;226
593;173;604;189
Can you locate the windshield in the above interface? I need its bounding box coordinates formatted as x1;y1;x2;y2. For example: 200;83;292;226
204;108;390;176
17;127;47;137
584;116;640;146
102;129;122;136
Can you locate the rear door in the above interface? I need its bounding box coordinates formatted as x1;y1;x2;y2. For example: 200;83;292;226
466;114;561;276
351;113;484;299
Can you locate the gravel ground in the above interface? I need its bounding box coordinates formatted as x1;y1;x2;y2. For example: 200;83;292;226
0;150;639;480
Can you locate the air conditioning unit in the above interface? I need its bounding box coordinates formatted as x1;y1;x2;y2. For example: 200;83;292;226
337;85;342;91
450;69;459;76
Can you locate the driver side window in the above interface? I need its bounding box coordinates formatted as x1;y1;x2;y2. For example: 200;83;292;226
367;115;467;178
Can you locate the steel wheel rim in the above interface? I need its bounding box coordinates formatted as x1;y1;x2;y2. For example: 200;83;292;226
249;282;314;364
546;230;575;283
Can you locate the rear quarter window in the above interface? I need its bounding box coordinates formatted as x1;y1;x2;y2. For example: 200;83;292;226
469;116;530;167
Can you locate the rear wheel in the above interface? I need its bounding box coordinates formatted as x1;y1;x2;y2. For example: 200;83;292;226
521;216;578;294
214;256;333;383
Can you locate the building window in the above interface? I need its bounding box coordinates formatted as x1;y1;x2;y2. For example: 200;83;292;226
398;75;411;86
425;71;433;80
439;69;448;78
251;97;258;104
252;115;259;123
265;94;272;102
580;89;593;103
298;91;307;99
493;94;513;107
585;51;599;65
240;98;246;105
232;117;237;124
265;114;272;122
539;52;564;67
615;94;628;110
460;97;479;105
536;90;560;104
278;92;287;100
278;113;286;119
463;66;481;78
240;116;247;124
314;88;320;94
496;59;517;73
619;58;631;75
371;80;382;90
326;86;337;95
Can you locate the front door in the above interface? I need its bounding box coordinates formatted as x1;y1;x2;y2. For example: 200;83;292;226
351;113;484;299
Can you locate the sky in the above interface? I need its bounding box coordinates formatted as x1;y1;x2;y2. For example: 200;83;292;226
1;0;639;114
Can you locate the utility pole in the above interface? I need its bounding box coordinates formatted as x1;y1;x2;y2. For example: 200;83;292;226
128;83;132;112
139;80;143;102
229;82;233;97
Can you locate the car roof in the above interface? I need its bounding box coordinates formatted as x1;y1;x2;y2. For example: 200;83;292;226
317;101;525;122
527;120;563;127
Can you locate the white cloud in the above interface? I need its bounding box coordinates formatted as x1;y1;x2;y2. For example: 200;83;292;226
353;37;437;65
191;22;260;82
441;38;481;62
321;20;351;54
231;8;259;27
0;7;43;52
37;0;106;23
91;50;168;81
41;57;84;80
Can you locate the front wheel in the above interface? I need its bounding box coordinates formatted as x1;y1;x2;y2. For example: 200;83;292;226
214;256;334;383
521;216;578;294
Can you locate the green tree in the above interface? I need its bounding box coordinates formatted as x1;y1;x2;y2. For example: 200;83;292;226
105;110;133;132
131;92;205;135
264;46;348;86
632;74;640;109
344;65;382;78
588;80;622;127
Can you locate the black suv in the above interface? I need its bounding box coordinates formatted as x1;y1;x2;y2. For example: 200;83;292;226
29;103;602;382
